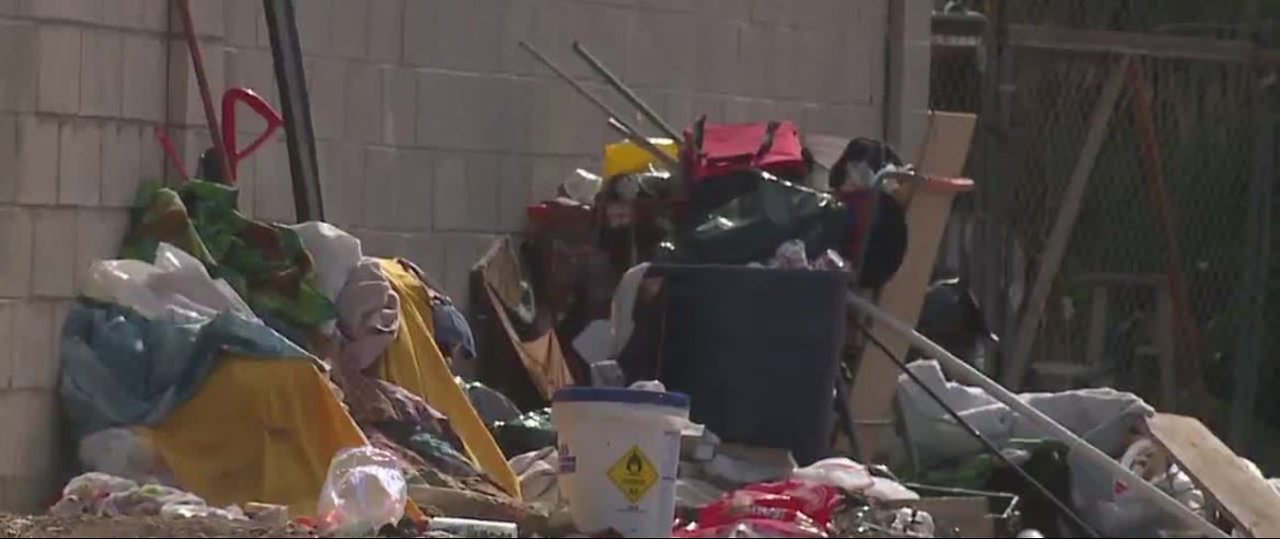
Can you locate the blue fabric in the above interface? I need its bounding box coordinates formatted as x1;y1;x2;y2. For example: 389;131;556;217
431;302;476;360
59;300;312;437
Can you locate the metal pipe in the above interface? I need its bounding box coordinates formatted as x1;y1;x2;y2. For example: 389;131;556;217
263;0;325;221
846;292;1229;539
572;41;681;141
175;0;234;184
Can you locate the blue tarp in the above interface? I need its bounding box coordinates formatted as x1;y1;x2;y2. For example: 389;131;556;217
59;300;312;437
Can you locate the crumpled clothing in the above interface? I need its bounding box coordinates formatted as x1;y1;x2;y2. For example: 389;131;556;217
336;259;401;371
60;300;311;437
120;180;336;331
333;366;445;427
394;259;475;360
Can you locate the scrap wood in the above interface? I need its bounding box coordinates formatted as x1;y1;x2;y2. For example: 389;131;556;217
849;110;977;462
1147;414;1280;538
1004;55;1132;390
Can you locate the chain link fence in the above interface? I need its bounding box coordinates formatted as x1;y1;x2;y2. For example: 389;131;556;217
932;0;1278;462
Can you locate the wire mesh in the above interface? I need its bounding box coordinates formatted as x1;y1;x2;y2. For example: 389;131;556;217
931;1;1267;430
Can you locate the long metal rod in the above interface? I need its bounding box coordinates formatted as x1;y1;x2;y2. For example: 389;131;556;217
263;0;324;222
175;0;234;184
847;292;1229;539
521;41;677;170
571;41;680;141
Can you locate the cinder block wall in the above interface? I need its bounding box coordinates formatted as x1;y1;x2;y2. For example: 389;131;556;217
0;0;930;511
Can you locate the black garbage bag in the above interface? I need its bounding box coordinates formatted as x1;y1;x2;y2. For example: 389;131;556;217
490;408;557;459
662;169;848;265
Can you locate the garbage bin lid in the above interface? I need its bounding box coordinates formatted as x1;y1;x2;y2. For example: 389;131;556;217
553;387;690;409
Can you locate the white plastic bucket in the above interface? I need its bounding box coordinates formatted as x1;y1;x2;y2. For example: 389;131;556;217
552;387;690;538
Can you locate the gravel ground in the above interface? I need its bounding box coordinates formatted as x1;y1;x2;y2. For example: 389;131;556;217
0;515;319;538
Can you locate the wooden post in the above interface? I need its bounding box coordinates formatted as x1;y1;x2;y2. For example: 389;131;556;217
850;111;976;463
1002;56;1131;389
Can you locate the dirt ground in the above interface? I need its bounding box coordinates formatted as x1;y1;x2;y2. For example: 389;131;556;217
0;515;318;538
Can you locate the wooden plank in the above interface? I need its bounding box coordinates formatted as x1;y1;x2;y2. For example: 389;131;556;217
850;111;976;462
1002;57;1131;389
1007;24;1257;64
1148;414;1280;538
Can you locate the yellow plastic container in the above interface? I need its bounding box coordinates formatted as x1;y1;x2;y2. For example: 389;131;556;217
603;138;680;180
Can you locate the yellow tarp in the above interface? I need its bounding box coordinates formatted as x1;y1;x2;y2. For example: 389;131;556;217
373;259;522;500
141;357;368;517
603;138;680;180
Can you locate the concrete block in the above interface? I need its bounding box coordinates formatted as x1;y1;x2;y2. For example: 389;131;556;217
629;10;695;89
0;207;33;299
528;155;576;204
737;25;778;100
0;22;37;113
307;57;347;141
14;116;58;205
633;87;692;132
25;0;103;21
344;62;382;145
138;125;165;185
497;0;537;76
636;0;693;12
0;303;13;387
416;71;507;151
30;208;77;298
80;30;124;117
362;147;398;229
296;0;333;56
691;94;726;122
767;28;803;101
694;0;752;20
251;138;295;223
58;121;102;207
432;153;498;233
751;0;798;28
395;149;433;232
815;32;874;105
401;233;445;282
367;0;404;62
441;233;495;308
805;104;880;139
11;302;56;390
531;0;633;80
100;123;143;208
693;19;741;95
356;229;398;258
795;0;858;30
381;67;416;146
526;79;606;154
120;35;166;122
36;25;82;114
496;155;530;233
74;208;129;294
404;0;504;72
225;0;262;48
186;0;226;39
331;0;369;59
169;39;225;127
0;115;14;203
318;142;364;228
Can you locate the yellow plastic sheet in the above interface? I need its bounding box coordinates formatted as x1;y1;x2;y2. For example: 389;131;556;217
141;357;368;517
373;259;523;500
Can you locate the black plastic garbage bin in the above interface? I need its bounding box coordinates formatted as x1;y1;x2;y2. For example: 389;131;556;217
627;264;847;465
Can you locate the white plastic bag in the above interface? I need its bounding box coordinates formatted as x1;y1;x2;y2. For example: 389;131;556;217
78;428;176;486
790;458;874;493
82;243;255;322
317;447;408;535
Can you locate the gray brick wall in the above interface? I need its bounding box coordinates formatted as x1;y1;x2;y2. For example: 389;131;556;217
0;0;931;510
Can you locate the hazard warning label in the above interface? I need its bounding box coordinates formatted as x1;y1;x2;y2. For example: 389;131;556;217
606;445;659;504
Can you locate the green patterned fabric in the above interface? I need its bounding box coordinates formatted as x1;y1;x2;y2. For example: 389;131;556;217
120;180;336;329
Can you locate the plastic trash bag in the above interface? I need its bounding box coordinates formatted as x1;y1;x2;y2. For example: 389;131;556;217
83;243;256;323
78;428;176;486
50;473;140;517
491;409;557;459
463;381;522;427
317;447;408;535
663;170;847;266
789;458;874;493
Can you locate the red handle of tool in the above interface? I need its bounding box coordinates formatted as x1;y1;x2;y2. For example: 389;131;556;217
221;87;284;182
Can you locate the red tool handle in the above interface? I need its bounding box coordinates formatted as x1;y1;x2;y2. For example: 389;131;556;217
221;88;284;183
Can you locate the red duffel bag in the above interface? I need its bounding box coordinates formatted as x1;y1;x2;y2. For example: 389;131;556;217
683;116;808;181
